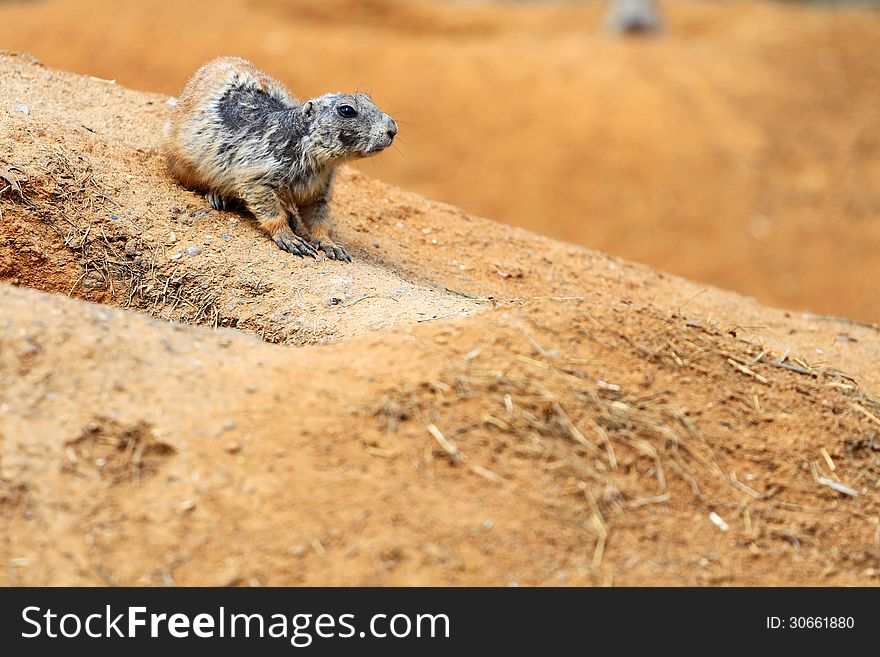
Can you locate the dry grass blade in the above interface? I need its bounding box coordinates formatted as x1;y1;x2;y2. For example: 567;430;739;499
426;423;463;464
584;414;617;469
551;402;598;452
726;357;769;385
470;465;502;483
625;493;671;508
520;325;560;358
820;448;836;472
729;471;762;499
580;484;608;568
803;312;880;332
483;414;511;431
709;511;730;532
851;402;880;427
817;477;859;497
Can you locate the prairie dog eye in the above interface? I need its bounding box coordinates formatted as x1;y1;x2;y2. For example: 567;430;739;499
337;105;358;118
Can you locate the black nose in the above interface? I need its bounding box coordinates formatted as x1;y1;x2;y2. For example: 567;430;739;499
386;119;398;140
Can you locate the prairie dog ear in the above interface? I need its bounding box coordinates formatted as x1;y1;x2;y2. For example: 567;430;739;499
302;100;315;118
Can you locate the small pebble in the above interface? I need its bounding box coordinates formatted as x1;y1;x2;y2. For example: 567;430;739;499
13;104;29;115
187;246;203;256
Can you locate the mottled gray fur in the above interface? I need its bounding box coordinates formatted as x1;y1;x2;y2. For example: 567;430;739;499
166;57;398;261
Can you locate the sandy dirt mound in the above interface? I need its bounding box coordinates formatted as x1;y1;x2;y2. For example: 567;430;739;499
0;54;480;343
1;0;879;325
2;53;880;586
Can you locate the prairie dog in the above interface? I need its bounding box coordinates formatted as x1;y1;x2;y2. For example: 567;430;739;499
164;57;398;261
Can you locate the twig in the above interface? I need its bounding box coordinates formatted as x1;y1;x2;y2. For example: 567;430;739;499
444;287;484;300
756;355;816;377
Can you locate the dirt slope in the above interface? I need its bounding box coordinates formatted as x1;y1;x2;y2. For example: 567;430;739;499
1;0;879;325
2;53;880;586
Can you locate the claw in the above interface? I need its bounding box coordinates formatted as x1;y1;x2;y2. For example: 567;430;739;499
206;192;224;211
310;240;352;263
275;233;318;258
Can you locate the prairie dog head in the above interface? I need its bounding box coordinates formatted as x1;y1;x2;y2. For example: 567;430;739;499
302;92;398;161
